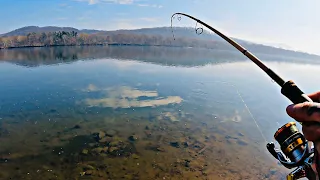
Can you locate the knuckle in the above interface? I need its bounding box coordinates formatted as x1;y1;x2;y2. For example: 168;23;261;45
302;102;313;108
307;103;320;118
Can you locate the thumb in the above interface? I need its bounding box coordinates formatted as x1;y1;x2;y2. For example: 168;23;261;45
286;102;320;123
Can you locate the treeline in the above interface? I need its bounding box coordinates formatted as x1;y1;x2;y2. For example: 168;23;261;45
0;31;103;48
1;31;319;60
0;30;228;49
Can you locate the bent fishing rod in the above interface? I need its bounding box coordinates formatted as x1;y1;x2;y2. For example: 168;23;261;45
171;12;318;180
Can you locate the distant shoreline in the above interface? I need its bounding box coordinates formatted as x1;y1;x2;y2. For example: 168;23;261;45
1;42;320;62
0;43;185;50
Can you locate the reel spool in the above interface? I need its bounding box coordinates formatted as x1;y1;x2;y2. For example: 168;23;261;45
170;13;317;179
267;122;310;169
274;122;307;163
267;122;315;179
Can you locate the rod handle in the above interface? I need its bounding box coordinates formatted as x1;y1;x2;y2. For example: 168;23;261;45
281;80;319;127
281;80;313;104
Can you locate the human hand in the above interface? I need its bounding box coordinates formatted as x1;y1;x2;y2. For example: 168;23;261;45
286;92;320;177
286;91;320;142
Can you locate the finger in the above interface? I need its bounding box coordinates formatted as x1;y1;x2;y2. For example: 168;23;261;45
302;125;320;142
286;102;320;122
308;91;320;102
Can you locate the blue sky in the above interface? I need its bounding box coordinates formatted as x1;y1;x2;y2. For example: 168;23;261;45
1;0;320;54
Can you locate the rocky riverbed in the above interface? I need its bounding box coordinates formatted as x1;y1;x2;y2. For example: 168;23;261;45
0;107;288;180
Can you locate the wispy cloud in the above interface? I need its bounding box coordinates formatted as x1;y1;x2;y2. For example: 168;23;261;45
81;85;183;109
73;0;162;9
113;0;133;4
109;17;160;30
56;17;68;21
138;4;163;8
139;17;159;22
59;3;72;8
116;12;128;16
111;19;141;29
74;0;134;5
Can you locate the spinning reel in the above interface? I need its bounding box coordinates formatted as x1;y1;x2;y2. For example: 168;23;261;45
170;12;319;180
267;122;316;180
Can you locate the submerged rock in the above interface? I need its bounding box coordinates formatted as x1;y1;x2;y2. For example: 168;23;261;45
202;168;210;176
237;140;248;146
183;141;190;148
144;130;152;137
156;147;166;152
185;160;191;167
50;109;57;113
145;143;166;152
73;125;81;129
102;147;109;153
85;170;93;175
123;174;134;179
109;140;121;147
193;143;202;149
92;147;104;153
99;136;112;143
98;131;106;139
108;147;119;153
106;129;117;137
88;143;97;147
269;168;277;175
131;154;140;159
82;149;89;155
128;135;139;142
93;131;106;141
170;142;180;148
82;164;95;170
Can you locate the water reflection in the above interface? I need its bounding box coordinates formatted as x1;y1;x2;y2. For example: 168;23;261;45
81;85;183;108
1;46;319;67
0;46;320;179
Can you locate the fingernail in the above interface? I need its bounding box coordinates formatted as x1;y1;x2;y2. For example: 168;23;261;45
286;104;295;115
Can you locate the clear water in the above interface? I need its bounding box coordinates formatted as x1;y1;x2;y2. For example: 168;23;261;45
0;46;319;179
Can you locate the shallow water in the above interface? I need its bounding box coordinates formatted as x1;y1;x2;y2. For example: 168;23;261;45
0;46;320;179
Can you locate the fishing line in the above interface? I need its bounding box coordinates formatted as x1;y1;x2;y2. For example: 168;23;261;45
217;63;268;143
195;18;268;143
170;12;318;179
171;13;268;142
194;77;268;143
233;84;268;143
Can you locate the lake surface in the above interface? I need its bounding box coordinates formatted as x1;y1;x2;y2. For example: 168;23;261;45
0;46;320;180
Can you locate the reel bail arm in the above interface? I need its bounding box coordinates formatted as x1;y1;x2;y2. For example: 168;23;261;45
171;12;318;179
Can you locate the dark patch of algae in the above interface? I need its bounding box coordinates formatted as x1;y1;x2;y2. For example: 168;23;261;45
0;111;288;180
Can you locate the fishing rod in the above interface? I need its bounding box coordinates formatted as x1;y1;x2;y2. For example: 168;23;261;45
171;12;318;180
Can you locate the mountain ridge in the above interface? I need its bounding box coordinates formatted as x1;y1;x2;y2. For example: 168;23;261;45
0;26;319;58
0;25;273;46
